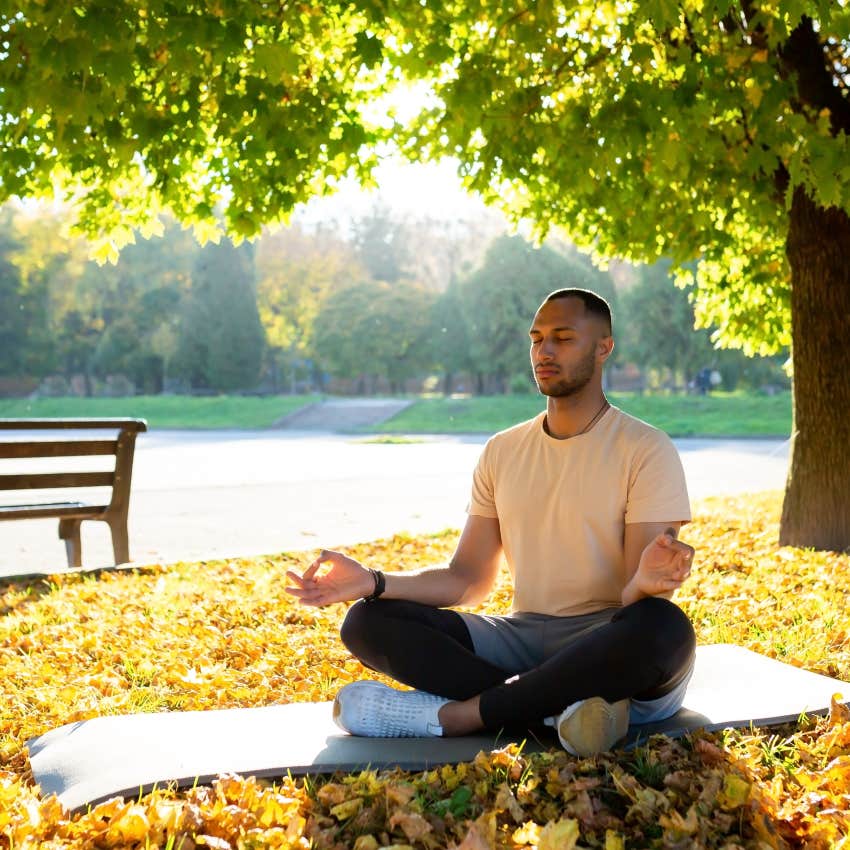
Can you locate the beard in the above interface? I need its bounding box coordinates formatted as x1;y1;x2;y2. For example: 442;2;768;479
534;344;597;397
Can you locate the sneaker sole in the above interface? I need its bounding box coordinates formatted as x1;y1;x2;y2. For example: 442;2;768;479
558;697;630;757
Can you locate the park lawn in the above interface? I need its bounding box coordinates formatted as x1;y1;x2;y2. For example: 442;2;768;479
1;492;848;848
376;391;792;437
0;394;319;429
0;391;791;435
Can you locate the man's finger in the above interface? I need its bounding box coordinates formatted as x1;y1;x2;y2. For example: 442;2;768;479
287;585;326;603
301;559;324;582
285;569;307;588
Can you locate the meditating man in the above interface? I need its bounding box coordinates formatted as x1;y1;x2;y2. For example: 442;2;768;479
286;288;696;756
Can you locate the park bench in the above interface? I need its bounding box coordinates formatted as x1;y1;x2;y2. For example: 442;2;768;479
0;418;147;569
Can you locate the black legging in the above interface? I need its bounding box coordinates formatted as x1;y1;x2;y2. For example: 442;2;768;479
340;596;696;730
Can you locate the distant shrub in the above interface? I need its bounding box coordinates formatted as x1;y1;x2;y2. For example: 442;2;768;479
36;375;70;397
509;373;535;395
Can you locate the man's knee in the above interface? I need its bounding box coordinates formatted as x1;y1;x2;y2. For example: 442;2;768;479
339;599;378;655
617;596;695;656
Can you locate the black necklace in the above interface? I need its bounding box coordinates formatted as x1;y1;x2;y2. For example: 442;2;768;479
545;398;610;439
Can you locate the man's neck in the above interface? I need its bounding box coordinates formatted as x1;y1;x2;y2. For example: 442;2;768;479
544;390;609;440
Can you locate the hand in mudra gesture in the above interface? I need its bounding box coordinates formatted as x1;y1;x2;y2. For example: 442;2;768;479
635;528;694;597
285;549;374;607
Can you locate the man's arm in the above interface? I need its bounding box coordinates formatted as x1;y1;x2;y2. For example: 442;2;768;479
621;521;694;606
285;514;503;608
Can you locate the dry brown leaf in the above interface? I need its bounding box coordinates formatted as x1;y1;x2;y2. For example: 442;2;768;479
388;809;433;841
493;782;525;823
455;811;497;850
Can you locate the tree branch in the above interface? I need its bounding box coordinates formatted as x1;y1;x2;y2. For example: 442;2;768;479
779;15;850;135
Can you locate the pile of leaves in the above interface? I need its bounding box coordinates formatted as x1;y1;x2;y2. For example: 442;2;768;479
1;492;848;849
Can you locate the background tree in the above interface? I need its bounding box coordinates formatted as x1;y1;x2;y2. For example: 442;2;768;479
618;262;790;392
458;235;617;393
173;240;265;392
6;206;92;389
619;263;718;389
0;216;55;382
315;278;436;393
85;221;195;392
256;222;361;393
430;280;474;394
351;205;413;285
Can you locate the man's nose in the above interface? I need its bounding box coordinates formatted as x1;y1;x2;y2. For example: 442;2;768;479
538;338;556;359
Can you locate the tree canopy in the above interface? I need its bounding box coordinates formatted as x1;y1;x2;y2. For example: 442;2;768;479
1;2;390;259
3;3;846;345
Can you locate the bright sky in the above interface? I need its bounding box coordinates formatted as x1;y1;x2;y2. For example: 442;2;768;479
296;80;502;227
296;155;497;226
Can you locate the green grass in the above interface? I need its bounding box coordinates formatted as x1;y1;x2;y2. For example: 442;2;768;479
0;394;319;429
374;391;792;437
352;435;427;444
0;391;792;435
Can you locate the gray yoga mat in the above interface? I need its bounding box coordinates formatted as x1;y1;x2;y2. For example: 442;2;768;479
28;644;848;812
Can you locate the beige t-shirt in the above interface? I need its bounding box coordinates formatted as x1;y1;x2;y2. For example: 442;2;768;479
468;406;691;617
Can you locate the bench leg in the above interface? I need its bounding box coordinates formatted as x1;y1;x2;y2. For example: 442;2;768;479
58;519;83;568
107;517;130;565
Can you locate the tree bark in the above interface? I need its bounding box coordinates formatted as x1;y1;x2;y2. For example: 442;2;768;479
780;187;850;551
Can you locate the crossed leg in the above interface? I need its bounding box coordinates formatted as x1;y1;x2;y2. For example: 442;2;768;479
340;595;695;733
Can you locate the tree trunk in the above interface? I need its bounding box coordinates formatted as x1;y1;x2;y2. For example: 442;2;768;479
780;187;850;551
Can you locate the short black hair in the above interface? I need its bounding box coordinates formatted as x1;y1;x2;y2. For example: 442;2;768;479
544;288;612;334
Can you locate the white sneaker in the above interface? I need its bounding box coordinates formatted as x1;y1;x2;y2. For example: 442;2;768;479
549;697;630;756
333;681;449;737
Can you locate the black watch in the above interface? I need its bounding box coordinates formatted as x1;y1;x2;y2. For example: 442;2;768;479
364;568;386;602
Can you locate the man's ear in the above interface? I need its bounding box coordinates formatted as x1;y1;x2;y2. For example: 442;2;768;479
597;336;614;362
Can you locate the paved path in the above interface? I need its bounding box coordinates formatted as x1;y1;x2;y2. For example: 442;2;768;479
0;431;790;578
274;398;414;429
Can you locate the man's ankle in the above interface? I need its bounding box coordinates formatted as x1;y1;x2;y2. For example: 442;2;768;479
438;696;484;736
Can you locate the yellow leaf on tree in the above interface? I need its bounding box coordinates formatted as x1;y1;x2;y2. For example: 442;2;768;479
744;78;763;108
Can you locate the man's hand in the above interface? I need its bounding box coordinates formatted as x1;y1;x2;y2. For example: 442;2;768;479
630;527;694;599
285;549;374;607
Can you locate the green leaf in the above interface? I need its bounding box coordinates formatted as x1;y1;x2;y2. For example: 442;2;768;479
253;43;301;79
354;31;383;67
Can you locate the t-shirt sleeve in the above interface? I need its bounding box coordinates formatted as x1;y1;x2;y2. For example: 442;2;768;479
625;431;691;524
467;440;499;518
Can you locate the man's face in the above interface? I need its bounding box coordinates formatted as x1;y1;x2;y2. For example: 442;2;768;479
529;297;611;397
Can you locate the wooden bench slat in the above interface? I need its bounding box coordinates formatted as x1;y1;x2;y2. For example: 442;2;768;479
0;440;118;460
0;419;147;432
0;472;114;490
0;502;108;520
